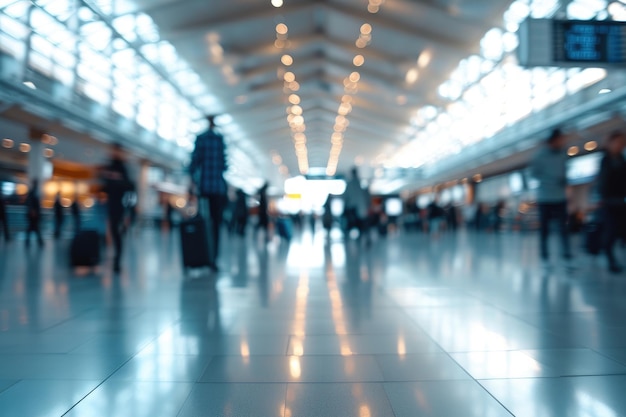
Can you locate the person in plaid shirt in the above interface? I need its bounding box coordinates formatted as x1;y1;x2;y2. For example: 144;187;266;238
189;115;228;271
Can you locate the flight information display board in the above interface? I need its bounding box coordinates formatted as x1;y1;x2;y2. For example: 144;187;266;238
553;20;626;64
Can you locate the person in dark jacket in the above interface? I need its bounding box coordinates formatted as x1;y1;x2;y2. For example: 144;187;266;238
530;128;573;268
232;189;248;237
189;115;228;270
53;193;64;239
256;182;270;241
70;196;81;234
597;131;626;273
25;179;43;248
101;143;134;272
0;195;10;242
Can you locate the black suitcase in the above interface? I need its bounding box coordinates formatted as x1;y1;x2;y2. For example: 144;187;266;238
70;230;100;267
180;216;211;269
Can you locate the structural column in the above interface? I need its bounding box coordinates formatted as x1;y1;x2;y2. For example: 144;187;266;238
136;159;150;216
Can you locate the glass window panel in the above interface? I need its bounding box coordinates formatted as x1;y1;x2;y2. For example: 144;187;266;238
39;0;74;21
137;112;156;131
0;14;29;39
82;83;109;104
135;13;159;43
112;99;135;118
29;51;53;76
31;34;53;57
52;46;76;67
53;65;73;85
3;0;30;18
112;15;137;42
0;32;26;58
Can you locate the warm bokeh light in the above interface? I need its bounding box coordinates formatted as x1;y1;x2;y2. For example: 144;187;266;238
584;141;597;151
19;143;31;153
281;54;293;66
284;71;296;82
568;146;579;156
44;148;54;158
353;54;365;66
349;71;360;82
288;94;300;105
360;23;372;34
2;138;14;148
406;68;419;84
271;0;283;7
276;23;288;35
417;49;433;68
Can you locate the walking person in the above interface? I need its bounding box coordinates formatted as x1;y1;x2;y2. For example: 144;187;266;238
100;143;134;273
530;128;573;269
343;167;371;244
53;193;64;239
233;188;248;237
25;179;43;248
597;131;626;273
0;195;10;242
256;182;270;241
189;115;228;271
70;196;81;234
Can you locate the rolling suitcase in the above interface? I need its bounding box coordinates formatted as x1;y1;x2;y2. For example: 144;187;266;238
70;230;101;267
180;216;211;269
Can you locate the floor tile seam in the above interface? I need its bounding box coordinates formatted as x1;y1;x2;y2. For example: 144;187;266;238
591;349;626;367
59;335;162;417
0;379;20;396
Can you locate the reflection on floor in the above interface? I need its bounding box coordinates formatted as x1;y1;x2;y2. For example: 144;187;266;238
0;227;625;416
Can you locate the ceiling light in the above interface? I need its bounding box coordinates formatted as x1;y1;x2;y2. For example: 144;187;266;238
281;54;293;66
349;72;360;82
271;0;283;7
291;105;303;115
288;94;300;105
567;146;579;156
406;68;419;84
2;138;14;148
360;24;372;35
274;39;286;48
368;4;379;13
584;141;598;151
356;38;367;48
417;49;432;68
23;81;36;89
19;143;31;153
353;55;365;66
289;81;300;91
276;23;288;35
598;88;611;94
284;71;295;82
44;148;54;158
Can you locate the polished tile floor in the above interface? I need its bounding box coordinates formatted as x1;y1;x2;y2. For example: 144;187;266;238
0;226;625;416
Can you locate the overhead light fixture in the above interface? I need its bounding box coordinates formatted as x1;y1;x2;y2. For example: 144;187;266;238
271;0;283;7
288;94;300;105
584;141;598;151
2;138;14;148
598;88;612;94
23;81;36;90
567;146;579;156
406;68;419;85
417;49;433;68
276;23;288;35
19;143;31;153
44;148;54;158
281;54;293;66
360;24;372;35
353;55;365;66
